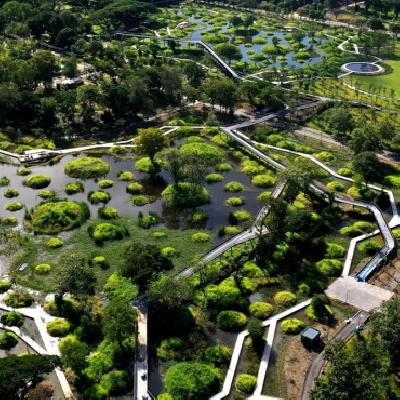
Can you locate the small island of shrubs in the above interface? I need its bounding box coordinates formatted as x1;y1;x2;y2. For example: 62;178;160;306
30;199;89;234
5;201;23;211
162;183;210;207
64;157;110;179
88;221;129;243
65;181;84;194
4;188;19;198
88;190;111;204
23;175;51;189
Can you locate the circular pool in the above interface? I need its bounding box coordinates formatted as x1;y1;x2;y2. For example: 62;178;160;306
341;62;384;75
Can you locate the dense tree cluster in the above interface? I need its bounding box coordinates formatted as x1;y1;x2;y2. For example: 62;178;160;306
311;298;400;400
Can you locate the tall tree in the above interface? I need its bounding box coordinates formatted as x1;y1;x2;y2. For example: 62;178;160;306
370;298;400;371
123;242;174;292
136;128;169;167
103;297;137;347
311;337;391;400
57;253;97;301
0;354;59;400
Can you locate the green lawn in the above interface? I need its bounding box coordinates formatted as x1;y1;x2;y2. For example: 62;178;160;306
344;60;400;98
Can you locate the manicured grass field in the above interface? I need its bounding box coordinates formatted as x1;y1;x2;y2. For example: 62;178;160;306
344;60;400;98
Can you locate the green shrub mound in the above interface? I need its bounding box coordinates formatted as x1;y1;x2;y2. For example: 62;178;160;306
138;212;159;229
4;188;19;198
384;175;400;188
46;318;71;337
274;291;297;307
0;311;24;327
88;221;128;243
326;243;345;258
162;183;210;207
98;179;113;189
89;256;109;269
0;176;10;186
392;229;400;240
0;281;11;293
98;370;130;396
206;173;224;183
281;318;305;334
0;216;17;226
157;394;173;400
326;181;345;192
64;181;84;194
249;302;274;319
157;337;184;361
337;167;353;177
306;297;335;323
64;157;110;179
165;362;221;400
88;190;111;204
205;344;232;366
230;209;251;223
359;240;381;255
180;142;223;165
5;201;23;211
117;170;135;181
241;160;265;176
152;231;167;238
224;181;244;192
98;206;119;220
339;221;375;237
217;310;248;331
31;200;89;234
188;210;208;223
235;374;257;394
126;182;144;194
257;191;272;203
226;196;245;206
222;226;241;235
44;297;82;318
0;332;18;350
192;232;210;242
4;290;33;308
131;194;154;206
16;167;31;176
23;175;51;189
38;190;56;199
35;263;51;274
242;261;264;277
316;258;342;276
47;237;63;248
251;172;277;188
315;151;335;162
135;156;157;173
161;247;178;257
216;162;232;172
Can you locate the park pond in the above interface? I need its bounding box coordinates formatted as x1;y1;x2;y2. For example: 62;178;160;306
154;6;326;72
0;153;268;235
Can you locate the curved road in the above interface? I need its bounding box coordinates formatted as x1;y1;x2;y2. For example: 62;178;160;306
300;310;370;400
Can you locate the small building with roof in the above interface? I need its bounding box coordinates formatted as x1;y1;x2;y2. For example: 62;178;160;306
301;327;321;349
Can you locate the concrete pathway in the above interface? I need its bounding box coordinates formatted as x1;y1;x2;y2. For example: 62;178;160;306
326;276;393;311
135;300;149;400
210;300;311;400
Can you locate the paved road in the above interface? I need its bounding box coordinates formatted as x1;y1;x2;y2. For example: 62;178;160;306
301;310;370;400
135;300;149;400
